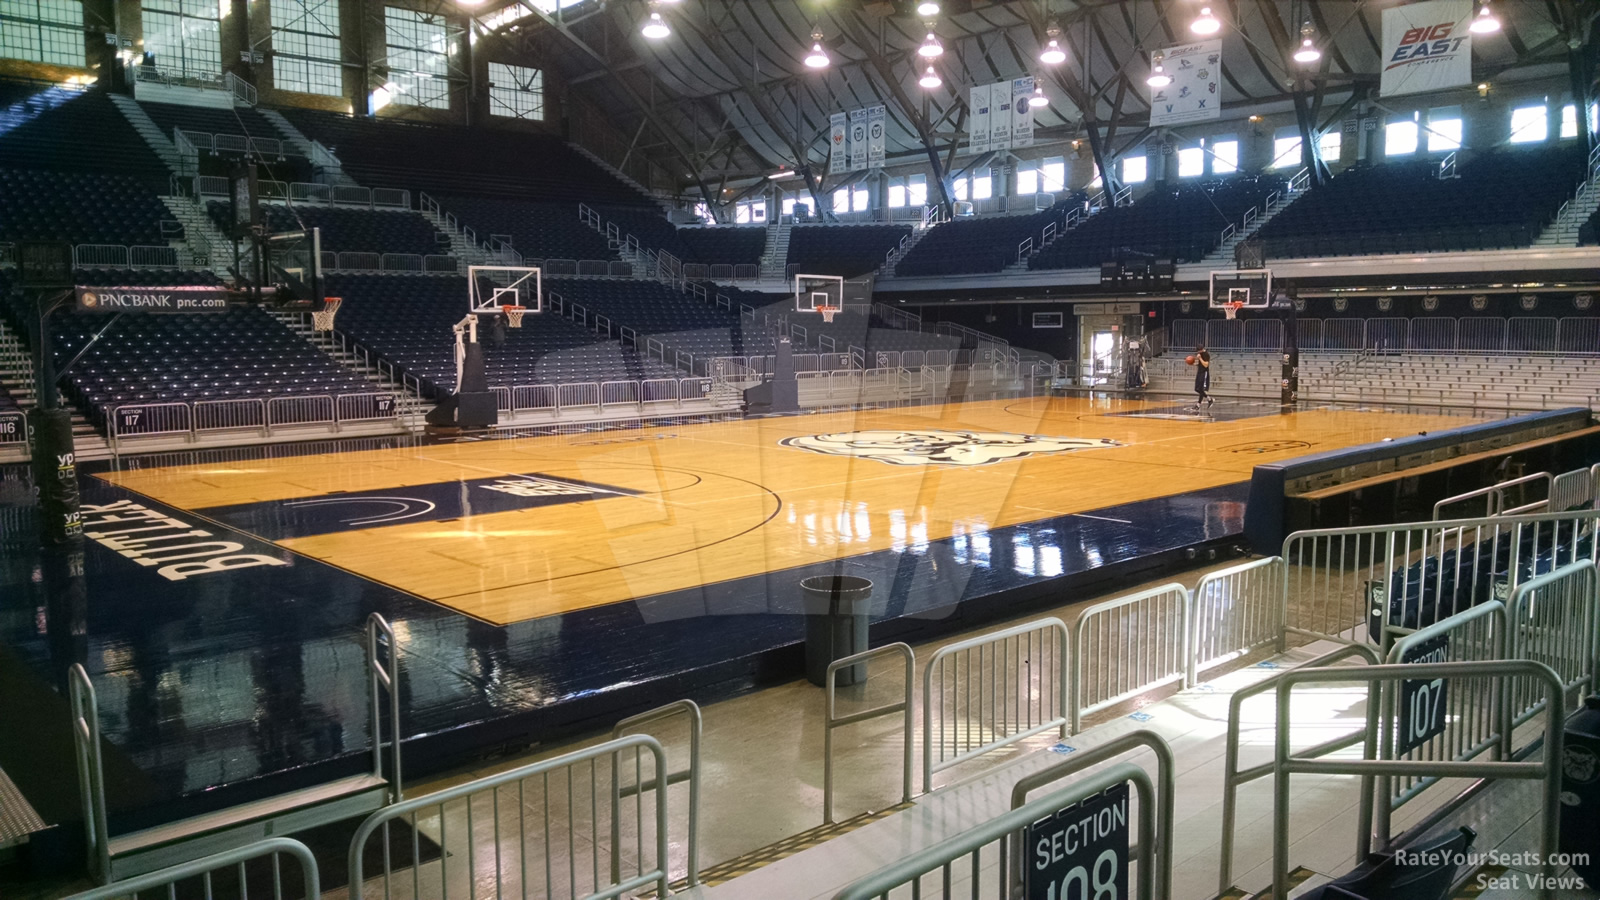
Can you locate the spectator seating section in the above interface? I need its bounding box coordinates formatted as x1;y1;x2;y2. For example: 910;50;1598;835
281;109;654;205
1257;144;1588;258
788;224;911;277
1029;176;1282;270
138;100;286;148
0;269;367;424
0;86;171;189
441;196;617;261
326;274;681;394
1;169;178;246
676;226;766;266
896;206;1067;276
547;278;773;366
204;201;447;255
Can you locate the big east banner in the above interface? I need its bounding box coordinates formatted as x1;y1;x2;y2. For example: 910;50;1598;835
1380;0;1473;98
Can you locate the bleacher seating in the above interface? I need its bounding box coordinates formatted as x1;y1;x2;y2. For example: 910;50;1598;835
896;205;1067;276
0;86;171;188
440;196;617;261
788;224;911;277
326;274;681;394
1;169;177;246
1580;207;1600;246
281;109;654;205
0;268;367;424
676;226;766;266
547;277;771;366
204;201;446;255
138;100;285;147
1029;176;1281;270
1257;145;1588;258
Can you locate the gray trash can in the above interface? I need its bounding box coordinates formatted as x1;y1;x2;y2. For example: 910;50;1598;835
801;575;873;687
1561;695;1600;888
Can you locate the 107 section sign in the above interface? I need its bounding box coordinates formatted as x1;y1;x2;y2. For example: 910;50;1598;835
1024;783;1131;899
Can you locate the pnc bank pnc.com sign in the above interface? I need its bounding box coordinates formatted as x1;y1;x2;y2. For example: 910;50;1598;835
75;285;232;313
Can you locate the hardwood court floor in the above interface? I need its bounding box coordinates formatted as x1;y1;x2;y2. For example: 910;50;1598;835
96;397;1476;624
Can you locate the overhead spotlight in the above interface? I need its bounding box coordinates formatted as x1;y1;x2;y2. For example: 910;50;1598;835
1028;84;1048;108
916;0;939;15
1190;6;1221;35
1147;52;1172;88
1293;22;1321;63
919;65;941;88
1469;1;1500;34
1039;21;1066;65
804;31;829;68
918;30;944;58
640;10;670;39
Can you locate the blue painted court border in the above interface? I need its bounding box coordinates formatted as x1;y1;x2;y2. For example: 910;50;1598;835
0;440;1249;860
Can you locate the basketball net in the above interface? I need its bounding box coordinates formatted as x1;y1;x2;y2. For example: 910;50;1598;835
502;305;526;328
818;306;839;324
312;296;342;332
1222;301;1245;321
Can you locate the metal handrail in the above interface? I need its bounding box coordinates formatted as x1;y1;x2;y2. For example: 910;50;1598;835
68;664;111;883
610;700;701;886
1271;660;1566;899
365;613;402;801
1069;582;1190;733
1217;643;1381;894
824;643;915;825
1433;471;1554;519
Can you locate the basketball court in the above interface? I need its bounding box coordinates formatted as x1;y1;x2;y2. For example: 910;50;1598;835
94;395;1477;624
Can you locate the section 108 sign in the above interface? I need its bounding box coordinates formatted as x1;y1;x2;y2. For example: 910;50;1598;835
1024;782;1130;899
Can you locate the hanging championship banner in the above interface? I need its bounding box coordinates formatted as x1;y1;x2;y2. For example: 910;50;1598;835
1148;40;1222;126
1379;0;1472;98
1011;76;1035;148
867;105;886;169
849;108;869;172
829;112;848;175
968;82;992;155
990;83;1013;150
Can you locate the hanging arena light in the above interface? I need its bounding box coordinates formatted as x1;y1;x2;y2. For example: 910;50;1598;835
1147;52;1172;88
804;30;829;68
1028;84;1048;108
640;9;670;39
919;65;941;89
916;0;939;15
1469;0;1500;34
1039;21;1065;65
918;30;943;58
1190;6;1221;35
1293;22;1321;63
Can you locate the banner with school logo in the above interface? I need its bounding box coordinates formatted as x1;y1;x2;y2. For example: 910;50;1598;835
829;112;848;175
849;108;869;171
1148;40;1222;126
866;105;886;169
990;84;1013;150
1380;0;1472;98
1011;76;1035;148
968;83;993;155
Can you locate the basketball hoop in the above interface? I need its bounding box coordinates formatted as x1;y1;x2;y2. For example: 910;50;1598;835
312;296;341;332
817;306;839;324
501;304;526;328
1222;300;1245;321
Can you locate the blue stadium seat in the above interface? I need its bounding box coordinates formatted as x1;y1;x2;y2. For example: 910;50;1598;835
0;168;178;246
440;196;617;261
1029;178;1280;270
788;224;911;277
204;201;447;255
897;203;1071;276
0;85;171;189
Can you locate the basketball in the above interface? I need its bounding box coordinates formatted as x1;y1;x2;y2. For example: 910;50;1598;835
1185;355;1196;365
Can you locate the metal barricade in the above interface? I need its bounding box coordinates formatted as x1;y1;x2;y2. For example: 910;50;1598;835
512;384;556;412
74;244;129;267
1070;583;1190;733
1506;560;1598;726
193;398;266;435
266;395;335;429
347;735;672;900
640;379;678;404
824;644;914;825
679;378;714;403
1433;471;1552;520
1379;602;1509;841
1217;644;1380;894
558;382;601;411
381;253;424;272
129;245;178;268
335;392;400;424
1282;510;1600;653
1191;557;1283;679
600;380;641;409
1550;467;1594;512
63;838;320;900
337;251;381;271
609;702;701;887
922;617;1069;792
833;763;1156;900
491;386;512;411
1271;661;1567;899
110;402;193;449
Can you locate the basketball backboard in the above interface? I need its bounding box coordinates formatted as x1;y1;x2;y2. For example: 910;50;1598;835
794;273;844;315
1209;268;1272;309
468;266;542;316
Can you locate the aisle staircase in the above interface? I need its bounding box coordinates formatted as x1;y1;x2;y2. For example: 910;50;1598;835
0;320;113;460
1196;168;1311;268
1536;146;1600;246
106;94;186;175
759;221;791;279
258;108;361;187
268;312;428;423
159;195;231;272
